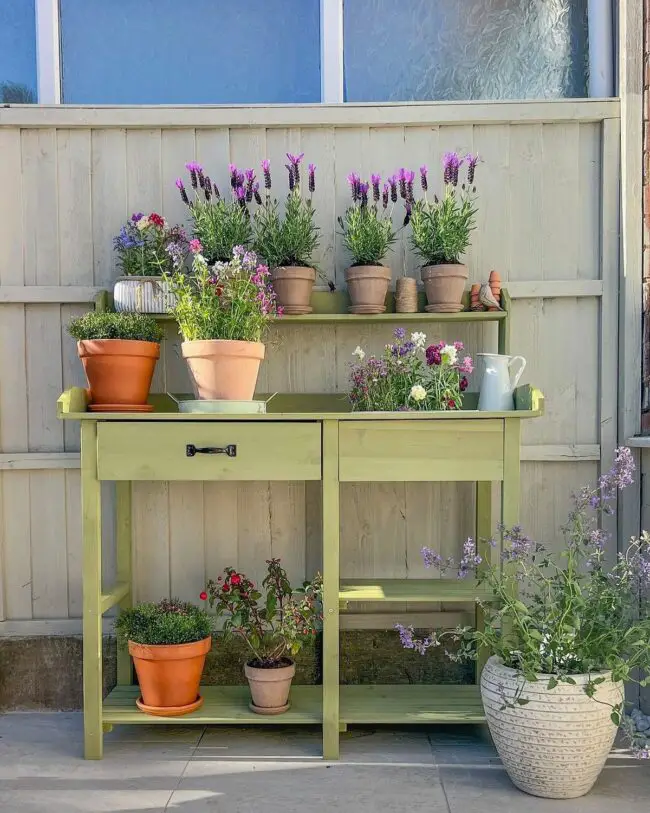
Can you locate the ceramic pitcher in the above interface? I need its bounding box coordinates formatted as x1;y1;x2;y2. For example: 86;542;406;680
477;353;526;411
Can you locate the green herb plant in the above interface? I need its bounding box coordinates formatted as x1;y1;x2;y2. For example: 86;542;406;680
339;172;397;266
115;599;212;646
67;312;163;343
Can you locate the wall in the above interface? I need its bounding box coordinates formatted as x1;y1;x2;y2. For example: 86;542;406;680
0;102;621;649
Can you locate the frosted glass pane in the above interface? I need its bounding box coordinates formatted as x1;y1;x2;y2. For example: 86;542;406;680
0;0;37;103
344;0;588;101
61;0;320;104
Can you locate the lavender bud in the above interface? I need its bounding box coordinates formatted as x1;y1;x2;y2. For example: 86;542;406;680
203;174;212;201
261;159;272;190
198;168;206;189
420;165;428;192
389;175;398;203
229;163;238;189
254;183;263;205
286;164;295;191
213;182;220;199
360;182;369;208
308;163;316;194
371;173;381;202
382;184;389;209
398;168;407;200
180;187;190;206
403;201;412;227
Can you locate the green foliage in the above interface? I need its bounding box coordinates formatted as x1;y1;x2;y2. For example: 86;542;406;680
67;311;163;343
410;185;477;266
206;558;323;667
191;198;252;264
115;598;212;646
253;189;319;268
339;204;396;266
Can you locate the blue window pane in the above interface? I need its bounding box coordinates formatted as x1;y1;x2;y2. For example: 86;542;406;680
0;1;37;102
344;0;588;101
61;0;320;104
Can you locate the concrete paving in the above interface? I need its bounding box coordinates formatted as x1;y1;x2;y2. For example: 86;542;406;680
0;713;648;812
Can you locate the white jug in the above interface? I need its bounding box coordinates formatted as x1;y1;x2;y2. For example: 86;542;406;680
477;353;526;411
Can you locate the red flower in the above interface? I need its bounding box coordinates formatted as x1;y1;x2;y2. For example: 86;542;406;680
149;212;165;228
447;399;456;409
214;285;224;297
199;591;208;601
222;584;229;592
231;574;241;586
459;376;468;392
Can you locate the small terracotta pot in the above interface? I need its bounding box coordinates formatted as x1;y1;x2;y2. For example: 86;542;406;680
345;265;391;314
78;339;160;406
421;264;469;312
245;659;296;714
182;339;265;401
129;637;211;716
271;266;316;315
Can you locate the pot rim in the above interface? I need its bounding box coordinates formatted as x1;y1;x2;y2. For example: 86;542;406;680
245;657;295;670
485;655;614;683
345;265;392;279
271;266;316;277
115;275;170;282
128;636;212;661
181;338;266;360
77;339;161;358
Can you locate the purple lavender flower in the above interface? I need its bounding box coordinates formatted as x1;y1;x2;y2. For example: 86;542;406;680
261;158;272;190
382;183;389;209
235;186;246;207
229;163;239;189
398;168;407;199
286;152;304;185
286;164;295;191
403;200;412;226
308;163;316;194
347;172;361;203
212;181;220;199
203;174;212;201
443;152;463;187
253;182;262;205
420;165;428;192
389;175;398;203
405;170;415;202
371;173;381;203
359;181;369;207
185;162;202;189
176;179;191;206
465;153;480;185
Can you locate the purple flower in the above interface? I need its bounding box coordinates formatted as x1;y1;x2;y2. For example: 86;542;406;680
185;162;202;189
395;623;439;655
253;182;262;205
443;152;463;186
405;170;415;202
421;546;443;569
398;168;407;199
459;356;473;375
426;345;442;366
131;212;144;223
286;152;304;184
388;175;398;203
465;153;480;185
175;178;184;191
382;183;389;209
203;174;213;201
359;181;369;207
308;163;316;194
212;181;220;200
286;164;295;191
403;200;412;226
371;173;381;202
229;163;239;189
235;186;246;206
458;537;482;578
347;172;361;202
261;158;272;190
393;327;406;340
501;525;534;563
420;165;428;192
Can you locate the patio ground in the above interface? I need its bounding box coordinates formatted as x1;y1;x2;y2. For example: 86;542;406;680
0;713;648;812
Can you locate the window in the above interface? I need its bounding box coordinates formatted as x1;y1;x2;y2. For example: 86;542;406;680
60;0;321;104
0;0;37;102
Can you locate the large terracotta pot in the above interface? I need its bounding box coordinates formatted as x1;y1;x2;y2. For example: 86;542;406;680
421;264;468;312
481;656;623;799
271;266;316;315
78;339;160;407
244;659;295;715
345;265;391;314
182;339;265;400
129;637;212;716
113;276;176;314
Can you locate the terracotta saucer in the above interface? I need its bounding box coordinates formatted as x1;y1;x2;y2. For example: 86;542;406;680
88;403;154;413
424;304;465;313
136;695;204;716
348;305;387;315
249;701;291;715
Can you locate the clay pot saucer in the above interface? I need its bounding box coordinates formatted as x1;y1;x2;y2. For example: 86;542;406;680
136;695;204;717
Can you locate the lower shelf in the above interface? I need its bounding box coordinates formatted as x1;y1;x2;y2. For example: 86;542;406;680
102;683;484;725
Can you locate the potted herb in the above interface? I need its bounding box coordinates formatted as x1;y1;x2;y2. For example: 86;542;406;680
166;244;280;401
407;155;479;312
176;162;256;264
253;154;321;314
68;312;163;411
115;599;212;716
396;448;650;798
340;172;397;314
113;212;188;314
205;559;322;714
349;329;473;411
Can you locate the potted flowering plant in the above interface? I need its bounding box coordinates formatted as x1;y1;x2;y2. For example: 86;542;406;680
407;155;479;312
349;328;473;411
253;154;321;314
205;559;322;714
397;447;650;799
166;245;280;401
339;172;398;314
115;598;212;716
68;312;163;411
176;162;257;264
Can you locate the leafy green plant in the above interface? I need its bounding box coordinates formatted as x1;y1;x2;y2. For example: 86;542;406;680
408;155;479;266
67;312;163;343
115;599;212;646
166;246;280;343
339;172;397;265
113;212;188;277
253;155;320;269
206;558;322;667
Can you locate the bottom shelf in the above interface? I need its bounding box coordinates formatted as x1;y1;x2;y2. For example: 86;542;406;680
102;683;484;725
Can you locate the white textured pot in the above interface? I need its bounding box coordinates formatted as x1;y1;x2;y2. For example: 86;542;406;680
113;276;176;314
481;656;623;799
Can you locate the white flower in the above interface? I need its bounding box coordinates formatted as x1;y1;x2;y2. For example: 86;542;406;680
409;384;427;402
441;344;458;366
135;216;150;231
411;331;427;350
352;346;365;361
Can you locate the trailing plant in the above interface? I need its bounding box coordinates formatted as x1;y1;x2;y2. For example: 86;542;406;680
205;558;323;667
395;447;650;759
115;599;212;646
349;328;473;412
338;172;398;266
113;212;188;277
67;311;163;343
165;245;281;343
253;154;321;271
176;162;257;263
407;155;480;266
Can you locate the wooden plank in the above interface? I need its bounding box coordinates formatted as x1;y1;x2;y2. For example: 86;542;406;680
132;481;169;603
126;129;163;216
57;130;94;286
520;445;600;462
506;280;603;298
91;129;127;287
577;122;602;280
340;684;484;724
0;286;105;303
236;482;272;588
508;124;543;282
203;481;239;585
340;610;470;630
339;579;494;604
299;127;336;285
0;129;24;285
60;304;87;452
169;482;205;602
25;305;64;452
115;480;132;684
269;482;306;584
21;129;59;286
29;471;68;618
472;123;510;279
100;581;130;614
0;618;115;636
65;469;83;617
161;128;196;230
0;305;28;452
1;471;32;619
0;453;81;469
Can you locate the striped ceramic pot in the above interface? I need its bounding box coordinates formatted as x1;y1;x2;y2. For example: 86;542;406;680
113;276;176;314
481;656;623;799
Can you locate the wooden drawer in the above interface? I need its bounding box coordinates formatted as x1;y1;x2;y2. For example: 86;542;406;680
96;422;322;481
338;420;504;482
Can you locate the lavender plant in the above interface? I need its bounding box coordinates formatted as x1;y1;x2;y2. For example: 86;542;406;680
349;328;473;412
338;172;397;266
396;447;650;758
113;212;188;277
176;162;256;264
408;154;480;266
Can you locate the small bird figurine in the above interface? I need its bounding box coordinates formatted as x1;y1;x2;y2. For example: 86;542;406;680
479;283;503;311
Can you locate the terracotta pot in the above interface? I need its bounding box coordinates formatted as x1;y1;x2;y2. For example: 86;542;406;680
271;267;316;315
182;339;265;401
244;659;295;714
113;276;176;314
421;264;468;312
129;637;211;716
78;339;160;406
345;265;391;314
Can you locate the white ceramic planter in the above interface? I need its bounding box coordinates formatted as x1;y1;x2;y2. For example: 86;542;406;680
113;276;176;314
481;656;623;799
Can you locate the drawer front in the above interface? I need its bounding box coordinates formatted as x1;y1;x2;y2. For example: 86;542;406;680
97;422;322;481
339;420;504;482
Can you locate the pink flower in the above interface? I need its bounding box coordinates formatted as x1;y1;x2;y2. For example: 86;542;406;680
459;356;474;374
453;341;464;351
189;239;202;254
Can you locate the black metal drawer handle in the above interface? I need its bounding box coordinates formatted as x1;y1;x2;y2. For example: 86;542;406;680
186;444;237;458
